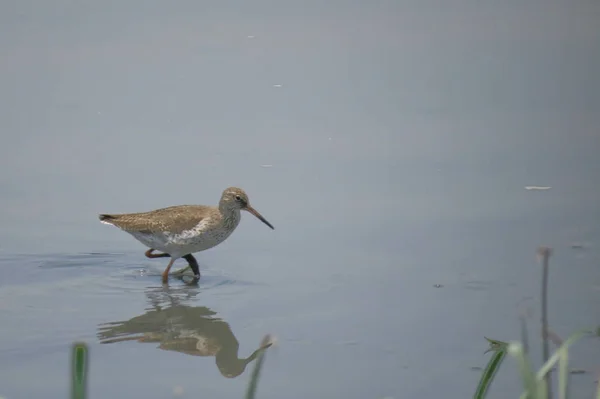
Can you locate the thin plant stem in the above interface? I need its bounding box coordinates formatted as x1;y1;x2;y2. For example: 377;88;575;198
519;314;530;355
537;246;553;399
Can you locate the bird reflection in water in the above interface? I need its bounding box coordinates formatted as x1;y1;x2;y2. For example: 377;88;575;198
97;285;272;378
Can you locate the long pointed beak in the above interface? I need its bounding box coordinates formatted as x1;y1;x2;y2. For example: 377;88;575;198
244;205;275;230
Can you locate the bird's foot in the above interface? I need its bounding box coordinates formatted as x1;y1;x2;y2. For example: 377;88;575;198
182;273;201;286
170;265;192;275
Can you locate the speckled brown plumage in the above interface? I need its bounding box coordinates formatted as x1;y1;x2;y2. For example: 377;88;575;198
99;205;215;235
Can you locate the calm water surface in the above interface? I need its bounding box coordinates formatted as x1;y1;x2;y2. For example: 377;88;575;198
1;1;599;398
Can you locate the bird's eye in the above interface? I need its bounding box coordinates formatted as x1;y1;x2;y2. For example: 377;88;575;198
235;195;242;201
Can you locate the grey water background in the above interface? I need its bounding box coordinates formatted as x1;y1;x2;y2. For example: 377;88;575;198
1;0;599;398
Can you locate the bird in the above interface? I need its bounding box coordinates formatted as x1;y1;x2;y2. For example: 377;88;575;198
98;187;274;283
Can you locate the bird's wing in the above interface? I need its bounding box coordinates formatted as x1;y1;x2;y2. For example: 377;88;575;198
99;205;213;234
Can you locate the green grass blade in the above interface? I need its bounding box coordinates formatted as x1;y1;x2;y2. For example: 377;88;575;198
557;343;569;399
473;343;507;399
507;341;539;399
483;337;509;354
245;336;272;399
596;326;600;399
71;342;88;399
536;329;591;380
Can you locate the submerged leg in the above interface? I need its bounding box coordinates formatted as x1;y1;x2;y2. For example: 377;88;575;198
162;258;176;284
182;254;201;280
170;253;193;275
170;265;191;275
145;249;188;275
145;249;170;259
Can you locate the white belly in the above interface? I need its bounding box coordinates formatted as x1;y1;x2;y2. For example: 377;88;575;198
128;222;237;258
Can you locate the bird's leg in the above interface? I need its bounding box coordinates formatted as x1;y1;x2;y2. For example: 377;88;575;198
146;249;189;277
170;265;191;275
146;249;188;275
162;258;176;284
170;255;191;275
171;254;200;277
182;254;201;280
145;249;170;258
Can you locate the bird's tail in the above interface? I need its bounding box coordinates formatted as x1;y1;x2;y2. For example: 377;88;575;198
99;214;118;225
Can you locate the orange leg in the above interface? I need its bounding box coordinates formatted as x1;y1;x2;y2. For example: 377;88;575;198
145;249;170;258
162;258;176;284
